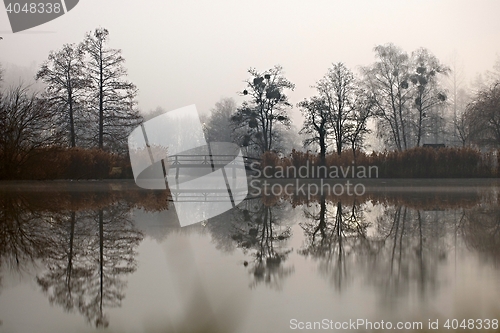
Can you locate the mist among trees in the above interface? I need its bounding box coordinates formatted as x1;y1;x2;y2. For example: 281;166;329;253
2;38;500;180
0;28;142;179
203;44;500;158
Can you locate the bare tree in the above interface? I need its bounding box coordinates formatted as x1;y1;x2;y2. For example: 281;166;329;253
298;96;330;163
300;63;373;160
347;90;374;158
36;43;88;147
231;65;294;154
486;55;500;84
444;52;467;145
83;28;142;152
142;106;169;122
0;85;63;178
205;97;237;143
467;81;500;148
454;88;472;147
316;62;357;155
362;44;412;151
409;48;449;146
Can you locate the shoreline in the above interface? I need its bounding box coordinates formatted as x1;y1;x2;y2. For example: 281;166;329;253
0;178;499;192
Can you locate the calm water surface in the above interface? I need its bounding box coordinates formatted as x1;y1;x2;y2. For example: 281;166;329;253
0;181;499;332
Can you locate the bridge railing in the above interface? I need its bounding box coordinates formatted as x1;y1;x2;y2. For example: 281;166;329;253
164;154;260;179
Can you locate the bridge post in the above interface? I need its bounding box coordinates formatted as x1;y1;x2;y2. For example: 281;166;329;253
175;155;179;179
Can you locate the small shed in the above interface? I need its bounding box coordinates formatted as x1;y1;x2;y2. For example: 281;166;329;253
422;144;445;149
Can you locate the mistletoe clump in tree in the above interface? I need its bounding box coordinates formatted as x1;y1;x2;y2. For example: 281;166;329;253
231;65;294;154
409;48;449;147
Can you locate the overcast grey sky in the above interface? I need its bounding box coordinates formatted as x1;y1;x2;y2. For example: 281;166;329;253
1;0;500;122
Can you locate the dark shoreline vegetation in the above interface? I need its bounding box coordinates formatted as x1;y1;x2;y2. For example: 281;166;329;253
0;147;134;180
1;146;499;180
260;147;500;178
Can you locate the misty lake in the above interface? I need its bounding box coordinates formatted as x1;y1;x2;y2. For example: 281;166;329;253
1;180;499;333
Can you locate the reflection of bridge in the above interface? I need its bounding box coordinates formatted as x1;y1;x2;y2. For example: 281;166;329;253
168;189;257;203
165;154;260;203
166;154;260;179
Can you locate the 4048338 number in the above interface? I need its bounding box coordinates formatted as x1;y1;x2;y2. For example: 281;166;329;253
443;319;498;330
5;2;62;14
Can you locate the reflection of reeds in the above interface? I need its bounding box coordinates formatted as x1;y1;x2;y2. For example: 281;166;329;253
260;147;499;178
253;180;494;210
0;183;171;212
4;179;489;212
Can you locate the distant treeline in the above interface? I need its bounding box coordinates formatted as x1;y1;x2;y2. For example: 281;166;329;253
260;147;499;178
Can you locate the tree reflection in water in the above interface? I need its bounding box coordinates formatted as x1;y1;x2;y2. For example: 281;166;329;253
372;206;448;301
462;205;500;265
2;183;500;330
298;196;451;297
206;186;500;299
0;189;169;328
299;196;378;290
295;190;499;301
0;194;61;283
37;204;142;328
0;194;62;327
208;198;294;289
